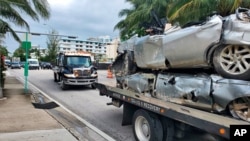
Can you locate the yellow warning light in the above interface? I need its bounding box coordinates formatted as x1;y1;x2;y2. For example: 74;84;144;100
74;70;79;77
219;128;225;135
160;109;165;113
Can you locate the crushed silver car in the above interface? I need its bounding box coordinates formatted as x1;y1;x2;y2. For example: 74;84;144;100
113;7;250;80
120;72;250;122
112;7;250;122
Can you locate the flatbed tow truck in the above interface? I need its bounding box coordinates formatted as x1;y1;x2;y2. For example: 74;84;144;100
95;81;250;141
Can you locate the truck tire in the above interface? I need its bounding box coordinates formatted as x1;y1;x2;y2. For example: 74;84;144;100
132;109;163;141
90;83;96;89
60;76;68;90
54;73;58;82
161;118;175;141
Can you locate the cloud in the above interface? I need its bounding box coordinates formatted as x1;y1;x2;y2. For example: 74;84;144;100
4;0;131;53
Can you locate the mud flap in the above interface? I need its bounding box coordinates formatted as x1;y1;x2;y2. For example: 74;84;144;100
122;102;138;126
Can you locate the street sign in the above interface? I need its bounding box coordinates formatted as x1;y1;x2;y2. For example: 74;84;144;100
21;41;31;50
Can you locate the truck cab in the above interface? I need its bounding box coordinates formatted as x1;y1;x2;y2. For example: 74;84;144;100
53;51;98;90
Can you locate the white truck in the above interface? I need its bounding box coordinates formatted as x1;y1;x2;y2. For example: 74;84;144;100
28;58;39;70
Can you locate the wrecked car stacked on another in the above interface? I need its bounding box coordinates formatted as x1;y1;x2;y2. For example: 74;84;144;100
112;7;250;122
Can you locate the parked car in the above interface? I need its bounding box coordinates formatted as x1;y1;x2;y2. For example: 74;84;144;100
11;62;21;69
41;62;52;69
20;61;25;68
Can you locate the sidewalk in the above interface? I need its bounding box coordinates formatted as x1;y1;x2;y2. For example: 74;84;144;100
0;76;78;141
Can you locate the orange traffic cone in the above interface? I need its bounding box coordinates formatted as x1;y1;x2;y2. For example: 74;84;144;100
107;68;113;78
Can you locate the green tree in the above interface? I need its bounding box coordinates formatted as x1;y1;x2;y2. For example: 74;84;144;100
46;29;60;64
114;0;168;40
0;0;50;42
0;45;8;56
167;0;250;26
13;46;25;61
115;0;250;39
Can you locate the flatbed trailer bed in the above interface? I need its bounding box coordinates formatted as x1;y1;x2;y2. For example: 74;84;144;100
96;82;250;141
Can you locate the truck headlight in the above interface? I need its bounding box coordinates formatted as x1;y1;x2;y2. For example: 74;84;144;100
91;71;98;77
91;73;98;77
64;74;75;78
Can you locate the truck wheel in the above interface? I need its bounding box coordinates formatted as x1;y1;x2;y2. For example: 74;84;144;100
132;109;163;141
60;77;68;90
90;83;96;89
161;118;175;141
54;73;58;82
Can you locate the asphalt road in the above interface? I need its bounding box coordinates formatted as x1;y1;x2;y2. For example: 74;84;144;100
7;68;222;141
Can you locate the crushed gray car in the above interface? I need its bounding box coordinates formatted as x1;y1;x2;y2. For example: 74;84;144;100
113;7;250;80
112;7;250;122
120;72;250;122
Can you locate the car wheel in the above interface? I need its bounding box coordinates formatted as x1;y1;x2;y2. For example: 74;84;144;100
213;45;250;80
228;97;250;122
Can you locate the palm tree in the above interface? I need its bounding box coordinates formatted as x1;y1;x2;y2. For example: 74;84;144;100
167;0;250;26
0;0;50;42
114;0;168;40
116;0;250;39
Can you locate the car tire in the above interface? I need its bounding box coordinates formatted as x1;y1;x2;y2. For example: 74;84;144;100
213;45;250;80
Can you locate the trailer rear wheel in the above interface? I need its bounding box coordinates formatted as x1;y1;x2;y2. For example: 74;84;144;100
132;109;163;141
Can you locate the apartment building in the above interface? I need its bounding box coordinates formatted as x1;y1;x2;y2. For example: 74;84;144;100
58;36;115;58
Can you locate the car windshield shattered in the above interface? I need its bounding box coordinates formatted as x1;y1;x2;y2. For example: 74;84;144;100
65;56;91;67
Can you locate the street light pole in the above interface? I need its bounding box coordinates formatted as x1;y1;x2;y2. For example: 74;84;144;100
24;32;28;93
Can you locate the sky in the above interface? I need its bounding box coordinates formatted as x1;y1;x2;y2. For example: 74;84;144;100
4;0;131;54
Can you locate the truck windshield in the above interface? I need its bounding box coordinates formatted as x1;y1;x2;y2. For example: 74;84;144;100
29;61;38;64
65;56;91;67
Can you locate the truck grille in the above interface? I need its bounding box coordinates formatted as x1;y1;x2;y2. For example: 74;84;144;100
74;70;91;77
